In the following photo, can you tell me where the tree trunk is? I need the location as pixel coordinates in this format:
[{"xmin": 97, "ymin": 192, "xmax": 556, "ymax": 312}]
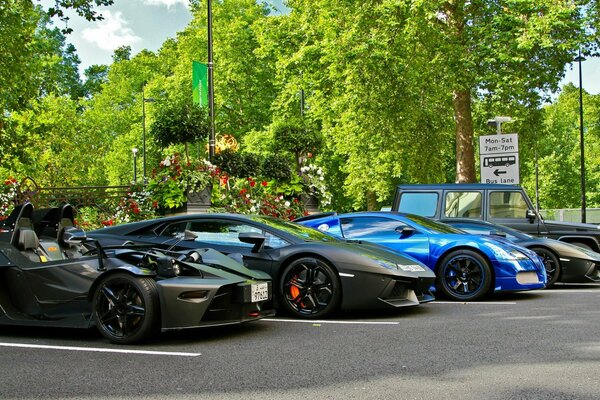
[
  {"xmin": 453, "ymin": 89, "xmax": 476, "ymax": 183},
  {"xmin": 366, "ymin": 190, "xmax": 378, "ymax": 211}
]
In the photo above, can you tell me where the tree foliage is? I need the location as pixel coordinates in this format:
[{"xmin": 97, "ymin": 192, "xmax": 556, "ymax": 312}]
[{"xmin": 1, "ymin": 0, "xmax": 600, "ymax": 213}]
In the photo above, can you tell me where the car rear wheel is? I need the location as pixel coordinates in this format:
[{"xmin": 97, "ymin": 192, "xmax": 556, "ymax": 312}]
[
  {"xmin": 93, "ymin": 273, "xmax": 160, "ymax": 344},
  {"xmin": 280, "ymin": 257, "xmax": 341, "ymax": 319},
  {"xmin": 531, "ymin": 247, "xmax": 560, "ymax": 287},
  {"xmin": 437, "ymin": 250, "xmax": 492, "ymax": 301}
]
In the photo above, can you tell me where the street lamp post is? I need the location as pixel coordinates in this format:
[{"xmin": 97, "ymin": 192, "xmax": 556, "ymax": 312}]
[
  {"xmin": 132, "ymin": 148, "xmax": 138, "ymax": 183},
  {"xmin": 141, "ymin": 86, "xmax": 155, "ymax": 184},
  {"xmin": 207, "ymin": 0, "xmax": 215, "ymax": 161},
  {"xmin": 575, "ymin": 50, "xmax": 586, "ymax": 223},
  {"xmin": 486, "ymin": 116, "xmax": 513, "ymax": 134}
]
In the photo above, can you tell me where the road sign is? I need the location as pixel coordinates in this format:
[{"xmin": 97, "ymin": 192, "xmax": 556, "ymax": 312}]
[{"xmin": 479, "ymin": 133, "xmax": 519, "ymax": 184}]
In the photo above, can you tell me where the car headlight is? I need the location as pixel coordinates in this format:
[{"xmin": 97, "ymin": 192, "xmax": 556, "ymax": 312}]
[
  {"xmin": 375, "ymin": 260, "xmax": 426, "ymax": 272},
  {"xmin": 486, "ymin": 243, "xmax": 529, "ymax": 260},
  {"xmin": 508, "ymin": 249, "xmax": 529, "ymax": 260},
  {"xmin": 397, "ymin": 264, "xmax": 426, "ymax": 272}
]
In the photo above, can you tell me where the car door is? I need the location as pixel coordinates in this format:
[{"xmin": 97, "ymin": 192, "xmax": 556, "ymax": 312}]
[
  {"xmin": 2, "ymin": 252, "xmax": 99, "ymax": 323},
  {"xmin": 155, "ymin": 218, "xmax": 277, "ymax": 276},
  {"xmin": 487, "ymin": 190, "xmax": 543, "ymax": 235},
  {"xmin": 338, "ymin": 216, "xmax": 431, "ymax": 265}
]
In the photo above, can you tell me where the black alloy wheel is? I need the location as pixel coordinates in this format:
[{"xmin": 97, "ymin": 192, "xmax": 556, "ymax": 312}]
[
  {"xmin": 280, "ymin": 257, "xmax": 341, "ymax": 319},
  {"xmin": 437, "ymin": 250, "xmax": 492, "ymax": 301},
  {"xmin": 531, "ymin": 247, "xmax": 560, "ymax": 287},
  {"xmin": 93, "ymin": 273, "xmax": 160, "ymax": 344}
]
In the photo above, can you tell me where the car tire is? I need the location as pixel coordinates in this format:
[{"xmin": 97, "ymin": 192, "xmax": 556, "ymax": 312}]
[
  {"xmin": 437, "ymin": 250, "xmax": 492, "ymax": 301},
  {"xmin": 280, "ymin": 257, "xmax": 341, "ymax": 319},
  {"xmin": 530, "ymin": 247, "xmax": 560, "ymax": 287},
  {"xmin": 93, "ymin": 273, "xmax": 160, "ymax": 344}
]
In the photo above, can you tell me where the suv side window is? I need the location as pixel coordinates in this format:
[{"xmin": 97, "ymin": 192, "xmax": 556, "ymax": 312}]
[
  {"xmin": 398, "ymin": 193, "xmax": 438, "ymax": 217},
  {"xmin": 444, "ymin": 191, "xmax": 482, "ymax": 218},
  {"xmin": 489, "ymin": 191, "xmax": 528, "ymax": 218}
]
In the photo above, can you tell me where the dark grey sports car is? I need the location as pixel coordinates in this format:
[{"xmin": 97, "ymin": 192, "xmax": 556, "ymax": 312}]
[
  {"xmin": 88, "ymin": 213, "xmax": 436, "ymax": 319},
  {"xmin": 441, "ymin": 218, "xmax": 600, "ymax": 286},
  {"xmin": 0, "ymin": 204, "xmax": 274, "ymax": 344}
]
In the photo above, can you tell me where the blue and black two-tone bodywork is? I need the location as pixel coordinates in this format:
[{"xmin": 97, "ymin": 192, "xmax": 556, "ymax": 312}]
[
  {"xmin": 296, "ymin": 211, "xmax": 547, "ymax": 301},
  {"xmin": 0, "ymin": 204, "xmax": 274, "ymax": 344}
]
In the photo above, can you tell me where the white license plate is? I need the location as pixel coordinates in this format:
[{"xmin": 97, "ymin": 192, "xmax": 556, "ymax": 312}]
[{"xmin": 251, "ymin": 282, "xmax": 269, "ymax": 302}]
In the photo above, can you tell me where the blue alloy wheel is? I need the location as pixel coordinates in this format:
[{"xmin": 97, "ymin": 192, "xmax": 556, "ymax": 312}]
[
  {"xmin": 281, "ymin": 257, "xmax": 341, "ymax": 319},
  {"xmin": 438, "ymin": 250, "xmax": 492, "ymax": 301}
]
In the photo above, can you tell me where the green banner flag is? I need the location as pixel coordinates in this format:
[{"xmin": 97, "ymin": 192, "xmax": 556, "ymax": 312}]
[{"xmin": 192, "ymin": 61, "xmax": 208, "ymax": 107}]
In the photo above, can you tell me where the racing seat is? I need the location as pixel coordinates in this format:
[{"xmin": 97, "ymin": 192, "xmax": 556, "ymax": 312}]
[{"xmin": 16, "ymin": 227, "xmax": 48, "ymax": 262}]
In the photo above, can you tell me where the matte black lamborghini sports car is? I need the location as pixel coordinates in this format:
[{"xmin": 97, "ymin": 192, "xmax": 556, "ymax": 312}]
[
  {"xmin": 88, "ymin": 214, "xmax": 436, "ymax": 319},
  {"xmin": 0, "ymin": 204, "xmax": 274, "ymax": 344}
]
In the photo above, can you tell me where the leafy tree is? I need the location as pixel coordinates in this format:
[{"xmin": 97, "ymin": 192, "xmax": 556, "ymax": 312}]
[
  {"xmin": 112, "ymin": 45, "xmax": 132, "ymax": 62},
  {"xmin": 399, "ymin": 0, "xmax": 595, "ymax": 182},
  {"xmin": 272, "ymin": 118, "xmax": 322, "ymax": 173},
  {"xmin": 0, "ymin": 1, "xmax": 40, "ymax": 114},
  {"xmin": 150, "ymin": 97, "xmax": 210, "ymax": 163},
  {"xmin": 82, "ymin": 64, "xmax": 109, "ymax": 98}
]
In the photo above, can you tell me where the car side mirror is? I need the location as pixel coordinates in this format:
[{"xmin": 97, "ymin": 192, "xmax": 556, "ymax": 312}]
[
  {"xmin": 62, "ymin": 227, "xmax": 87, "ymax": 245},
  {"xmin": 239, "ymin": 232, "xmax": 266, "ymax": 253},
  {"xmin": 526, "ymin": 209, "xmax": 536, "ymax": 223},
  {"xmin": 395, "ymin": 226, "xmax": 415, "ymax": 237}
]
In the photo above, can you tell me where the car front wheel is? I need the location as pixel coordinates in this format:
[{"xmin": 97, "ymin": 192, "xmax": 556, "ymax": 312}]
[
  {"xmin": 280, "ymin": 257, "xmax": 341, "ymax": 319},
  {"xmin": 93, "ymin": 273, "xmax": 160, "ymax": 344},
  {"xmin": 531, "ymin": 247, "xmax": 560, "ymax": 287},
  {"xmin": 437, "ymin": 250, "xmax": 492, "ymax": 301}
]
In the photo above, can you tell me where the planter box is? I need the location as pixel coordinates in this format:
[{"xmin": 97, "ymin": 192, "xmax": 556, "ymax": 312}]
[{"xmin": 187, "ymin": 185, "xmax": 212, "ymax": 214}]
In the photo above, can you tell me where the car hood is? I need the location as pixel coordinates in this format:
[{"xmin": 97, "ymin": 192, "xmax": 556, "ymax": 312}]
[
  {"xmin": 518, "ymin": 237, "xmax": 600, "ymax": 261},
  {"xmin": 543, "ymin": 220, "xmax": 600, "ymax": 233},
  {"xmin": 307, "ymin": 239, "xmax": 436, "ymax": 278}
]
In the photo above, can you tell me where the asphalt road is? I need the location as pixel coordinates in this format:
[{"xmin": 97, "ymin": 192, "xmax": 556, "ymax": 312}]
[{"xmin": 1, "ymin": 284, "xmax": 599, "ymax": 400}]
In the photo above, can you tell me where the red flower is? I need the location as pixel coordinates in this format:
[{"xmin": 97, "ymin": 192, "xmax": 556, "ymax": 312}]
[
  {"xmin": 250, "ymin": 180, "xmax": 256, "ymax": 187},
  {"xmin": 261, "ymin": 181, "xmax": 268, "ymax": 187},
  {"xmin": 239, "ymin": 188, "xmax": 248, "ymax": 195}
]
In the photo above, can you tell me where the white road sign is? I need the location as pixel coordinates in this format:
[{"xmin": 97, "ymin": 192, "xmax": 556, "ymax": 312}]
[{"xmin": 479, "ymin": 133, "xmax": 520, "ymax": 184}]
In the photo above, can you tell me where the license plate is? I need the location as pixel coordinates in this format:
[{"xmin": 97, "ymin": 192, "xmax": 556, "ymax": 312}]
[{"xmin": 251, "ymin": 282, "xmax": 269, "ymax": 302}]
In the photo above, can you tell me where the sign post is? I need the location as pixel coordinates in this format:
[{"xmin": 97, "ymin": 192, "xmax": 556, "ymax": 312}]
[{"xmin": 479, "ymin": 133, "xmax": 520, "ymax": 184}]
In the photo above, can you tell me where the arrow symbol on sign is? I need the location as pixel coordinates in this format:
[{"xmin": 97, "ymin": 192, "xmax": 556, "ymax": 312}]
[{"xmin": 494, "ymin": 169, "xmax": 507, "ymax": 176}]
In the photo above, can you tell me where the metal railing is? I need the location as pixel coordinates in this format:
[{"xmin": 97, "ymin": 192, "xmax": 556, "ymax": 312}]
[
  {"xmin": 16, "ymin": 177, "xmax": 131, "ymax": 213},
  {"xmin": 540, "ymin": 208, "xmax": 600, "ymax": 224}
]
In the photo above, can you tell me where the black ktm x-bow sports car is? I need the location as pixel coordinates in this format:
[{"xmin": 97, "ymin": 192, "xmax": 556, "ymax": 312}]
[
  {"xmin": 88, "ymin": 213, "xmax": 436, "ymax": 319},
  {"xmin": 0, "ymin": 204, "xmax": 274, "ymax": 344}
]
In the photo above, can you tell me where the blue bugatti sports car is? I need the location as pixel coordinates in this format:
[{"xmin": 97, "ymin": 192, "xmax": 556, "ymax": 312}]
[{"xmin": 296, "ymin": 212, "xmax": 547, "ymax": 301}]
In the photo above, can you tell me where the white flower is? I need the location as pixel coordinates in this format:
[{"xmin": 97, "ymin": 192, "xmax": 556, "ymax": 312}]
[
  {"xmin": 285, "ymin": 201, "xmax": 291, "ymax": 207},
  {"xmin": 246, "ymin": 194, "xmax": 250, "ymax": 198},
  {"xmin": 250, "ymin": 206, "xmax": 256, "ymax": 212}
]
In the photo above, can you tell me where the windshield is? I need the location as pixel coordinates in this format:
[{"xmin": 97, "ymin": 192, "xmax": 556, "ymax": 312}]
[
  {"xmin": 404, "ymin": 214, "xmax": 465, "ymax": 234},
  {"xmin": 250, "ymin": 216, "xmax": 337, "ymax": 242}
]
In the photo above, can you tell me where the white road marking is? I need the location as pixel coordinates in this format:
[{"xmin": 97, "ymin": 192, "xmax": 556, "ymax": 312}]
[
  {"xmin": 542, "ymin": 289, "xmax": 599, "ymax": 293},
  {"xmin": 432, "ymin": 301, "xmax": 517, "ymax": 305},
  {"xmin": 261, "ymin": 318, "xmax": 399, "ymax": 325},
  {"xmin": 0, "ymin": 342, "xmax": 200, "ymax": 357}
]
